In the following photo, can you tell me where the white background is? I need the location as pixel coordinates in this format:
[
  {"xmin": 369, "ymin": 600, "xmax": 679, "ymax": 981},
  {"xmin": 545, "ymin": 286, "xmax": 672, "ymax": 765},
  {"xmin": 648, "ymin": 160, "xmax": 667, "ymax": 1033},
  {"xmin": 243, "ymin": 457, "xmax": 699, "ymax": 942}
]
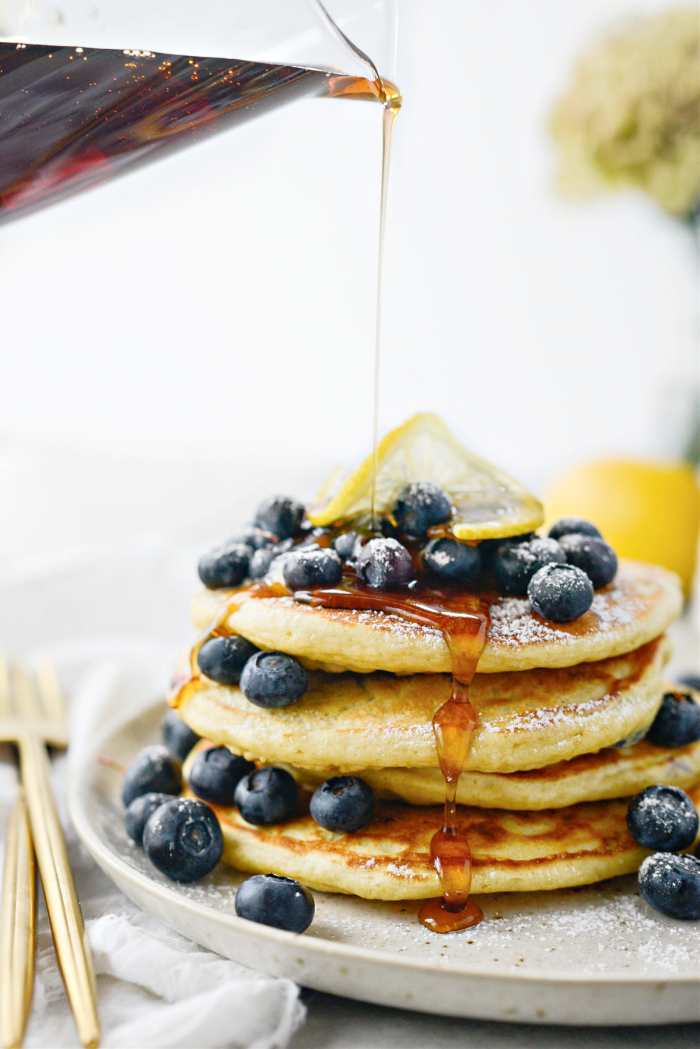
[{"xmin": 1, "ymin": 0, "xmax": 697, "ymax": 565}]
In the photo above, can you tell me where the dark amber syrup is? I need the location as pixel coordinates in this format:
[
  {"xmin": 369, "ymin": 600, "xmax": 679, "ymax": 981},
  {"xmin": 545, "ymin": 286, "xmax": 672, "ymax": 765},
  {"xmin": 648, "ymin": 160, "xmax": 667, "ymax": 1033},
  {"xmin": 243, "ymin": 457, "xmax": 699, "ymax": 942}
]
[
  {"xmin": 0, "ymin": 42, "xmax": 399, "ymax": 223},
  {"xmin": 294, "ymin": 571, "xmax": 491, "ymax": 931}
]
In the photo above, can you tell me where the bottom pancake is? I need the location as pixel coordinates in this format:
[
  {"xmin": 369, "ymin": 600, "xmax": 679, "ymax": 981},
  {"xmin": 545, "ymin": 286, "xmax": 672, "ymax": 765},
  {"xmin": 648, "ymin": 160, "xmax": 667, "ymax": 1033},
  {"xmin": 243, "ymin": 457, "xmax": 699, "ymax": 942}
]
[{"xmin": 183, "ymin": 779, "xmax": 700, "ymax": 901}]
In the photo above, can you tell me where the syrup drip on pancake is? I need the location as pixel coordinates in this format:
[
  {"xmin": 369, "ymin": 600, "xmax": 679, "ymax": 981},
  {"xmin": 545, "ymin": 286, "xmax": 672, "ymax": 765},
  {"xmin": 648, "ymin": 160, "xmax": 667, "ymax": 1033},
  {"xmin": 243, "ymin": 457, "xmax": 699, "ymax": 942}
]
[
  {"xmin": 293, "ymin": 575, "xmax": 491, "ymax": 931},
  {"xmin": 169, "ymin": 582, "xmax": 286, "ymax": 704}
]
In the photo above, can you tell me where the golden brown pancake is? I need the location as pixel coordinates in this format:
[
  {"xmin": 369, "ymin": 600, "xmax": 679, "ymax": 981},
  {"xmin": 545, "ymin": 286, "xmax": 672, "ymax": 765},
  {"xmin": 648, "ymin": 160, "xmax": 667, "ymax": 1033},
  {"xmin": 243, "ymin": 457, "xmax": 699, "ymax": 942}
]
[
  {"xmin": 176, "ymin": 636, "xmax": 669, "ymax": 773},
  {"xmin": 182, "ymin": 780, "xmax": 700, "ymax": 900},
  {"xmin": 294, "ymin": 723, "xmax": 700, "ymax": 809},
  {"xmin": 190, "ymin": 560, "xmax": 681, "ymax": 675}
]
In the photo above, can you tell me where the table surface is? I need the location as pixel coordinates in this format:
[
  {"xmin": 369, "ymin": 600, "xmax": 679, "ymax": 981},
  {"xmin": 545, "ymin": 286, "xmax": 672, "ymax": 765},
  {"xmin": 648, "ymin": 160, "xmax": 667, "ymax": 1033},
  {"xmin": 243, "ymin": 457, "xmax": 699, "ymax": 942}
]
[{"xmin": 292, "ymin": 991, "xmax": 700, "ymax": 1048}]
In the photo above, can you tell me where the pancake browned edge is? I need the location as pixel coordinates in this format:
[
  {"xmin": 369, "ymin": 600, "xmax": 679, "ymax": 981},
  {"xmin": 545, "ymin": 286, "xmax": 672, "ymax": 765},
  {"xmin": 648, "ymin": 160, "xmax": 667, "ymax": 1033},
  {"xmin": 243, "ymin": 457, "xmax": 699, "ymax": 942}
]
[
  {"xmin": 182, "ymin": 779, "xmax": 700, "ymax": 900},
  {"xmin": 190, "ymin": 560, "xmax": 682, "ymax": 674},
  {"xmin": 175, "ymin": 635, "xmax": 670, "ymax": 773}
]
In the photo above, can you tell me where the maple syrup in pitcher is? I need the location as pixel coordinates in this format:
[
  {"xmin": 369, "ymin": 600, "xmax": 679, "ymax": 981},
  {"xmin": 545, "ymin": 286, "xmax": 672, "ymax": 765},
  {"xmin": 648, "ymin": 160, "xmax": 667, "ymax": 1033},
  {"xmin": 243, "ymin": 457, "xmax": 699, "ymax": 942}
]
[{"xmin": 0, "ymin": 42, "xmax": 399, "ymax": 222}]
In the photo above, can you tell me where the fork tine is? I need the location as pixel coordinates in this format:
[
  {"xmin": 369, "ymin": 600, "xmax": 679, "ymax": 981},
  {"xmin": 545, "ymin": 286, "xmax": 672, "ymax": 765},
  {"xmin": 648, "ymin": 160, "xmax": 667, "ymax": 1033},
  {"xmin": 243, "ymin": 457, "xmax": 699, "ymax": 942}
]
[
  {"xmin": 10, "ymin": 664, "xmax": 42, "ymax": 721},
  {"xmin": 35, "ymin": 656, "xmax": 66, "ymax": 725},
  {"xmin": 0, "ymin": 651, "xmax": 10, "ymax": 719}
]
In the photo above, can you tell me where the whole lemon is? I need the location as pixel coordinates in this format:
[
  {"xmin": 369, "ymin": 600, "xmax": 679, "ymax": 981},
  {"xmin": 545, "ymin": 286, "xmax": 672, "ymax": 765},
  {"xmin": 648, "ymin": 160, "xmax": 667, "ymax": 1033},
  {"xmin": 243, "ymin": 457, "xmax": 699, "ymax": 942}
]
[{"xmin": 546, "ymin": 460, "xmax": 700, "ymax": 595}]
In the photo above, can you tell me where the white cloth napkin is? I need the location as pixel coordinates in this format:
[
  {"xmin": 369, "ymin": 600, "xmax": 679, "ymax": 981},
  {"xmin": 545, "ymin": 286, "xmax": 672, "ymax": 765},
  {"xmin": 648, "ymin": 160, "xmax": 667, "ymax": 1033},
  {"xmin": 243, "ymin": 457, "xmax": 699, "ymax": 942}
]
[{"xmin": 0, "ymin": 538, "xmax": 306, "ymax": 1049}]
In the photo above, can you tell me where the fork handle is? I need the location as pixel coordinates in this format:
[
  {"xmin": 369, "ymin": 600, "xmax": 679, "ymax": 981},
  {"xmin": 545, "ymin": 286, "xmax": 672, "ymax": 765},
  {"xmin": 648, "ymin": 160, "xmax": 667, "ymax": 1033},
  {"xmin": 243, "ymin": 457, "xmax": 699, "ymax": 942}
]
[
  {"xmin": 18, "ymin": 735, "xmax": 100, "ymax": 1049},
  {"xmin": 0, "ymin": 788, "xmax": 35, "ymax": 1049}
]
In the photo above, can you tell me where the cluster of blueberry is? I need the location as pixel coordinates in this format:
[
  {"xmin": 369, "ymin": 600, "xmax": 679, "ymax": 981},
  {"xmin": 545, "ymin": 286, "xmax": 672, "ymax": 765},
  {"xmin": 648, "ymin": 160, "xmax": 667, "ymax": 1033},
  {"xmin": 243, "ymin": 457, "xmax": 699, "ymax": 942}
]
[
  {"xmin": 197, "ymin": 487, "xmax": 618, "ymax": 627},
  {"xmin": 188, "ymin": 744, "xmax": 375, "ymax": 834},
  {"xmin": 623, "ymin": 683, "xmax": 700, "ymax": 920},
  {"xmin": 120, "ymin": 710, "xmax": 379, "ymax": 933},
  {"xmin": 627, "ymin": 783, "xmax": 700, "ymax": 920}
]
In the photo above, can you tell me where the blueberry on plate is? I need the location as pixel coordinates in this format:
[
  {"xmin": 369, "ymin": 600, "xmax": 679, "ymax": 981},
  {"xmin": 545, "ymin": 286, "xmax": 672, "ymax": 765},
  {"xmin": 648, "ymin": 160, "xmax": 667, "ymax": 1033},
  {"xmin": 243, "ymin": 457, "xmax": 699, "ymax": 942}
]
[
  {"xmin": 235, "ymin": 874, "xmax": 315, "ymax": 932},
  {"xmin": 626, "ymin": 785, "xmax": 699, "ymax": 852},
  {"xmin": 254, "ymin": 496, "xmax": 305, "ymax": 541},
  {"xmin": 198, "ymin": 543, "xmax": 250, "ymax": 590},
  {"xmin": 355, "ymin": 537, "xmax": 415, "ymax": 589},
  {"xmin": 234, "ymin": 766, "xmax": 298, "ymax": 825},
  {"xmin": 646, "ymin": 692, "xmax": 700, "ymax": 748},
  {"xmin": 197, "ymin": 635, "xmax": 259, "ymax": 686},
  {"xmin": 548, "ymin": 517, "xmax": 602, "ymax": 541},
  {"xmin": 143, "ymin": 797, "xmax": 223, "ymax": 883},
  {"xmin": 527, "ymin": 563, "xmax": 594, "ymax": 623},
  {"xmin": 240, "ymin": 652, "xmax": 308, "ymax": 708},
  {"xmin": 558, "ymin": 533, "xmax": 617, "ymax": 590},
  {"xmin": 310, "ymin": 776, "xmax": 375, "ymax": 833},
  {"xmin": 422, "ymin": 537, "xmax": 482, "ymax": 584},
  {"xmin": 125, "ymin": 792, "xmax": 172, "ymax": 846},
  {"xmin": 493, "ymin": 536, "xmax": 566, "ymax": 597},
  {"xmin": 392, "ymin": 481, "xmax": 452, "ymax": 538},
  {"xmin": 638, "ymin": 853, "xmax": 700, "ymax": 921},
  {"xmin": 161, "ymin": 709, "xmax": 200, "ymax": 762},
  {"xmin": 283, "ymin": 547, "xmax": 342, "ymax": 589},
  {"xmin": 122, "ymin": 745, "xmax": 182, "ymax": 808},
  {"xmin": 249, "ymin": 540, "xmax": 292, "ymax": 580},
  {"xmin": 676, "ymin": 673, "xmax": 700, "ymax": 692},
  {"xmin": 188, "ymin": 746, "xmax": 255, "ymax": 806}
]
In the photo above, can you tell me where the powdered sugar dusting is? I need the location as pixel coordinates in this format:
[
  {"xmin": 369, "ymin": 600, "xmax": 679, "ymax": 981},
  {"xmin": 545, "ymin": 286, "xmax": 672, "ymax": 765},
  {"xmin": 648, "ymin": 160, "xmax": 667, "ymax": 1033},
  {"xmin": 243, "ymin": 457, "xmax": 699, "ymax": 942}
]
[
  {"xmin": 488, "ymin": 598, "xmax": 571, "ymax": 646},
  {"xmin": 488, "ymin": 578, "xmax": 642, "ymax": 648}
]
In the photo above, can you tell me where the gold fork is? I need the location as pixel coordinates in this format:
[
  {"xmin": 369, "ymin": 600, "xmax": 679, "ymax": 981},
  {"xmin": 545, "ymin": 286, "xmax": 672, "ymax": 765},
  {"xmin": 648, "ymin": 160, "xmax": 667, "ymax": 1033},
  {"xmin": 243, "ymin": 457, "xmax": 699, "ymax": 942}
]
[{"xmin": 0, "ymin": 655, "xmax": 100, "ymax": 1049}]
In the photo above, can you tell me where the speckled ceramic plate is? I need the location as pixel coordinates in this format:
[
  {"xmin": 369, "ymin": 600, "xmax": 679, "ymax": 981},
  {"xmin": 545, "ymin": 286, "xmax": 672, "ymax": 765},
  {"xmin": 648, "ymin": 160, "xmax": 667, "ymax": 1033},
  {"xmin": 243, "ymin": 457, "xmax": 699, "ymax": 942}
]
[{"xmin": 68, "ymin": 701, "xmax": 700, "ymax": 1026}]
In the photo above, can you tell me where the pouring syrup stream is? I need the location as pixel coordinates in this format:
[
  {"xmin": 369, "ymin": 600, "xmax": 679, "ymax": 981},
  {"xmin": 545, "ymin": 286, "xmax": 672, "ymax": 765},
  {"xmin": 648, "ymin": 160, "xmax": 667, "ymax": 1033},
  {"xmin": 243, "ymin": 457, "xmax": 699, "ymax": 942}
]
[{"xmin": 170, "ymin": 69, "xmax": 488, "ymax": 931}]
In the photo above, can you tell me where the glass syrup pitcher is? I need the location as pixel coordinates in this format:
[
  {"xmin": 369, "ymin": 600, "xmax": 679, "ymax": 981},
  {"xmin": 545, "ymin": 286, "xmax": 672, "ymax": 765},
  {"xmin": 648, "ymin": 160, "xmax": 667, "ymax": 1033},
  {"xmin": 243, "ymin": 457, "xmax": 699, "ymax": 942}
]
[{"xmin": 0, "ymin": 0, "xmax": 399, "ymax": 223}]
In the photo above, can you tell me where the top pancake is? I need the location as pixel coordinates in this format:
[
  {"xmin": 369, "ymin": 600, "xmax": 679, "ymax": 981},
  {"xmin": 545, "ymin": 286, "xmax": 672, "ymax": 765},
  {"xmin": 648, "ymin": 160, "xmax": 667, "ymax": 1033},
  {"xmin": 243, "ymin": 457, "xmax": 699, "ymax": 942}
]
[{"xmin": 191, "ymin": 560, "xmax": 681, "ymax": 674}]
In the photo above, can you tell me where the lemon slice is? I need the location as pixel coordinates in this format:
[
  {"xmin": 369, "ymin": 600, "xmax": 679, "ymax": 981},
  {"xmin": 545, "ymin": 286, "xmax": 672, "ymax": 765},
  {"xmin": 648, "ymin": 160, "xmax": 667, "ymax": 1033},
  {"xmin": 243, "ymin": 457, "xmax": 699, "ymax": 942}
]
[{"xmin": 308, "ymin": 413, "xmax": 544, "ymax": 540}]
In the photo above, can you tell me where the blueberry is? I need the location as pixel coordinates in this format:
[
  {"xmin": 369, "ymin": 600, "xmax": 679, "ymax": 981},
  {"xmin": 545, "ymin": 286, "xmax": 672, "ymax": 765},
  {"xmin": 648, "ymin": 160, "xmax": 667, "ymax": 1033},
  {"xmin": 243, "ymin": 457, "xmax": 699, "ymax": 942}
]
[
  {"xmin": 125, "ymin": 792, "xmax": 171, "ymax": 846},
  {"xmin": 638, "ymin": 853, "xmax": 700, "ymax": 921},
  {"xmin": 235, "ymin": 874, "xmax": 315, "ymax": 932},
  {"xmin": 611, "ymin": 726, "xmax": 649, "ymax": 749},
  {"xmin": 198, "ymin": 543, "xmax": 250, "ymax": 590},
  {"xmin": 240, "ymin": 652, "xmax": 308, "ymax": 708},
  {"xmin": 392, "ymin": 481, "xmax": 452, "ymax": 538},
  {"xmin": 422, "ymin": 537, "xmax": 482, "ymax": 584},
  {"xmin": 122, "ymin": 745, "xmax": 182, "ymax": 808},
  {"xmin": 559, "ymin": 534, "xmax": 617, "ymax": 589},
  {"xmin": 478, "ymin": 532, "xmax": 535, "ymax": 568},
  {"xmin": 197, "ymin": 635, "xmax": 259, "ymax": 685},
  {"xmin": 143, "ymin": 797, "xmax": 223, "ymax": 883},
  {"xmin": 161, "ymin": 709, "xmax": 199, "ymax": 762},
  {"xmin": 646, "ymin": 692, "xmax": 700, "ymax": 748},
  {"xmin": 355, "ymin": 537, "xmax": 415, "ymax": 588},
  {"xmin": 234, "ymin": 766, "xmax": 298, "ymax": 825},
  {"xmin": 188, "ymin": 746, "xmax": 255, "ymax": 806},
  {"xmin": 549, "ymin": 517, "xmax": 602, "ymax": 541},
  {"xmin": 493, "ymin": 536, "xmax": 566, "ymax": 597},
  {"xmin": 283, "ymin": 547, "xmax": 342, "ymax": 589},
  {"xmin": 309, "ymin": 776, "xmax": 375, "ymax": 833},
  {"xmin": 626, "ymin": 785, "xmax": 699, "ymax": 852},
  {"xmin": 677, "ymin": 673, "xmax": 700, "ymax": 692},
  {"xmin": 228, "ymin": 525, "xmax": 273, "ymax": 551},
  {"xmin": 254, "ymin": 496, "xmax": 304, "ymax": 540},
  {"xmin": 249, "ymin": 540, "xmax": 292, "ymax": 580},
  {"xmin": 527, "ymin": 563, "xmax": 594, "ymax": 622},
  {"xmin": 333, "ymin": 530, "xmax": 358, "ymax": 560},
  {"xmin": 333, "ymin": 515, "xmax": 395, "ymax": 562}
]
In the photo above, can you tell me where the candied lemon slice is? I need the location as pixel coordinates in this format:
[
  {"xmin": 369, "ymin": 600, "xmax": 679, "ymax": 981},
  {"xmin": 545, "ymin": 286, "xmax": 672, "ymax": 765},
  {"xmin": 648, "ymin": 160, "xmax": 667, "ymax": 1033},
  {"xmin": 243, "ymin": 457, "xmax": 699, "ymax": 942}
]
[{"xmin": 308, "ymin": 413, "xmax": 544, "ymax": 540}]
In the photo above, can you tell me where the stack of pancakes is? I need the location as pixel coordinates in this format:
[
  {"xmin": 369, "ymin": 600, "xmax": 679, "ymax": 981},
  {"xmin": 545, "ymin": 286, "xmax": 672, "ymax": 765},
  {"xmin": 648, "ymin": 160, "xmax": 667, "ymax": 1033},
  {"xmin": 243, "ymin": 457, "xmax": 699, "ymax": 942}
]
[{"xmin": 173, "ymin": 559, "xmax": 700, "ymax": 900}]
